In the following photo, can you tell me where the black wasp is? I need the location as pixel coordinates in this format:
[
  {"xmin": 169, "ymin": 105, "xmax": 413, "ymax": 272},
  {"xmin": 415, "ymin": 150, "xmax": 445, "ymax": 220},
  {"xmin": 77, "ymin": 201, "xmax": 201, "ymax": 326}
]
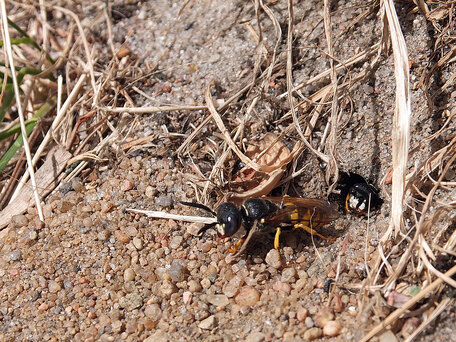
[
  {"xmin": 337, "ymin": 172, "xmax": 382, "ymax": 215},
  {"xmin": 181, "ymin": 197, "xmax": 339, "ymax": 253}
]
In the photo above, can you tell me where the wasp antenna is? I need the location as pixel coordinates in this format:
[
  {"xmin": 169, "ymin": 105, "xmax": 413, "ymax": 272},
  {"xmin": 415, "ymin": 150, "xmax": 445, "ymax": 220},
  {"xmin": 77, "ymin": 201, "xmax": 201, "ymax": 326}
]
[
  {"xmin": 198, "ymin": 223, "xmax": 216, "ymax": 235},
  {"xmin": 180, "ymin": 201, "xmax": 216, "ymax": 216}
]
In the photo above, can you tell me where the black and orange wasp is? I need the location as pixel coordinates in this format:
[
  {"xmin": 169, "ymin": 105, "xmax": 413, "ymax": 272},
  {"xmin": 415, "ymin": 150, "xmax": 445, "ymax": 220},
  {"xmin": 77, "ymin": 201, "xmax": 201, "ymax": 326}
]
[{"xmin": 181, "ymin": 196, "xmax": 339, "ymax": 254}]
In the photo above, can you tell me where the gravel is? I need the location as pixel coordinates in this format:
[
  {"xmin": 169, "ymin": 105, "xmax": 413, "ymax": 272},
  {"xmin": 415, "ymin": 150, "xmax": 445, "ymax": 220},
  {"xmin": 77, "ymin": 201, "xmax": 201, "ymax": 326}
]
[{"xmin": 1, "ymin": 0, "xmax": 454, "ymax": 341}]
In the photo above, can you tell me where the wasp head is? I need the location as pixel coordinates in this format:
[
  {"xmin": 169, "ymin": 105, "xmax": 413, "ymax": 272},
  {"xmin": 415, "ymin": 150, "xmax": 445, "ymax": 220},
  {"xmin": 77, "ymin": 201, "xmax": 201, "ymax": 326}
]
[{"xmin": 215, "ymin": 202, "xmax": 242, "ymax": 237}]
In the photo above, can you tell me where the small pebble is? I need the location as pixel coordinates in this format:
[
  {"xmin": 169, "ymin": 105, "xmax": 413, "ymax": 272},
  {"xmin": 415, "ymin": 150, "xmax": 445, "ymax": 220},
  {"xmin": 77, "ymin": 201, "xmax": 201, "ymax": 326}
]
[
  {"xmin": 387, "ymin": 290, "xmax": 411, "ymax": 308},
  {"xmin": 155, "ymin": 267, "xmax": 171, "ymax": 281},
  {"xmin": 155, "ymin": 196, "xmax": 172, "ymax": 208},
  {"xmin": 11, "ymin": 214, "xmax": 28, "ymax": 228},
  {"xmin": 206, "ymin": 294, "xmax": 229, "ymax": 308},
  {"xmin": 8, "ymin": 250, "xmax": 22, "ymax": 261},
  {"xmin": 144, "ymin": 304, "xmax": 162, "ymax": 320},
  {"xmin": 132, "ymin": 237, "xmax": 143, "ymax": 250},
  {"xmin": 119, "ymin": 293, "xmax": 143, "ymax": 310},
  {"xmin": 125, "ymin": 225, "xmax": 138, "ymax": 237},
  {"xmin": 303, "ymin": 327, "xmax": 322, "ymax": 340},
  {"xmin": 296, "ymin": 254, "xmax": 307, "ymax": 263},
  {"xmin": 169, "ymin": 236, "xmax": 183, "ymax": 249},
  {"xmin": 48, "ymin": 280, "xmax": 61, "ymax": 293},
  {"xmin": 183, "ymin": 291, "xmax": 192, "ymax": 304},
  {"xmin": 281, "ymin": 267, "xmax": 296, "ymax": 282},
  {"xmin": 246, "ymin": 332, "xmax": 265, "ymax": 342},
  {"xmin": 33, "ymin": 217, "xmax": 45, "ymax": 230},
  {"xmin": 305, "ymin": 316, "xmax": 314, "ymax": 328},
  {"xmin": 97, "ymin": 230, "xmax": 109, "ymax": 241},
  {"xmin": 116, "ymin": 47, "xmax": 131, "ymax": 58},
  {"xmin": 234, "ymin": 286, "xmax": 260, "ymax": 306},
  {"xmin": 145, "ymin": 186, "xmax": 157, "ymax": 198},
  {"xmin": 111, "ymin": 320, "xmax": 123, "ymax": 333},
  {"xmin": 379, "ymin": 330, "xmax": 399, "ymax": 342},
  {"xmin": 160, "ymin": 280, "xmax": 177, "ymax": 297},
  {"xmin": 71, "ymin": 178, "xmax": 85, "ymax": 192},
  {"xmin": 119, "ymin": 158, "xmax": 130, "ymax": 170},
  {"xmin": 297, "ymin": 307, "xmax": 308, "ymax": 322},
  {"xmin": 273, "ymin": 281, "xmax": 291, "ymax": 294},
  {"xmin": 29, "ymin": 230, "xmax": 38, "ymax": 240},
  {"xmin": 124, "ymin": 268, "xmax": 136, "ymax": 282},
  {"xmin": 323, "ymin": 320, "xmax": 342, "ymax": 337},
  {"xmin": 223, "ymin": 283, "xmax": 239, "ymax": 298},
  {"xmin": 314, "ymin": 308, "xmax": 334, "ymax": 328},
  {"xmin": 265, "ymin": 249, "xmax": 281, "ymax": 269},
  {"xmin": 186, "ymin": 223, "xmax": 201, "ymax": 236},
  {"xmin": 201, "ymin": 241, "xmax": 213, "ymax": 253},
  {"xmin": 38, "ymin": 303, "xmax": 49, "ymax": 311},
  {"xmin": 201, "ymin": 278, "xmax": 211, "ymax": 289},
  {"xmin": 283, "ymin": 332, "xmax": 295, "ymax": 342},
  {"xmin": 168, "ymin": 260, "xmax": 186, "ymax": 282},
  {"xmin": 145, "ymin": 319, "xmax": 158, "ymax": 330},
  {"xmin": 88, "ymin": 311, "xmax": 97, "ymax": 319},
  {"xmin": 114, "ymin": 230, "xmax": 130, "ymax": 243},
  {"xmin": 144, "ymin": 330, "xmax": 168, "ymax": 342},
  {"xmin": 401, "ymin": 317, "xmax": 421, "ymax": 339},
  {"xmin": 100, "ymin": 201, "xmax": 113, "ymax": 213},
  {"xmin": 198, "ymin": 315, "xmax": 216, "ymax": 330},
  {"xmin": 188, "ymin": 279, "xmax": 202, "ymax": 293},
  {"xmin": 161, "ymin": 84, "xmax": 172, "ymax": 93}
]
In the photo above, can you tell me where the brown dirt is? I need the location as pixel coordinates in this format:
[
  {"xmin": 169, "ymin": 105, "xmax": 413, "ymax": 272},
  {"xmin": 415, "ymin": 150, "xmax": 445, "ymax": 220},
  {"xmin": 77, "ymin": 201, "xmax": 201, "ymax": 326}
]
[{"xmin": 1, "ymin": 1, "xmax": 456, "ymax": 341}]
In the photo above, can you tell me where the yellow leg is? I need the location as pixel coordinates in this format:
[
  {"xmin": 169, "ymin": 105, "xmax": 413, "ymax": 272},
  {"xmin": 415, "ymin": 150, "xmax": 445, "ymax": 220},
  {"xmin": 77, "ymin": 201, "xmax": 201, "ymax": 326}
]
[
  {"xmin": 274, "ymin": 227, "xmax": 281, "ymax": 249},
  {"xmin": 228, "ymin": 238, "xmax": 245, "ymax": 253},
  {"xmin": 293, "ymin": 223, "xmax": 336, "ymax": 241}
]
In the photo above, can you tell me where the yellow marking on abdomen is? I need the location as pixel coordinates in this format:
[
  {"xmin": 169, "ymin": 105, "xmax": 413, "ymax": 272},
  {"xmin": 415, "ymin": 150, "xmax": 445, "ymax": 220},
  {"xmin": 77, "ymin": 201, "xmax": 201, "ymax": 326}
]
[{"xmin": 290, "ymin": 209, "xmax": 299, "ymax": 221}]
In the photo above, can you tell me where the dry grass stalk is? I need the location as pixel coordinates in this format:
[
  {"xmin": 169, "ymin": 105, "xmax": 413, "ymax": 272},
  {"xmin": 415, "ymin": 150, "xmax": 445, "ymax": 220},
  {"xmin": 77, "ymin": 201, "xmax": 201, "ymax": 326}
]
[
  {"xmin": 10, "ymin": 74, "xmax": 87, "ymax": 201},
  {"xmin": 1, "ymin": 0, "xmax": 43, "ymax": 221},
  {"xmin": 286, "ymin": 0, "xmax": 329, "ymax": 166},
  {"xmin": 174, "ymin": 75, "xmax": 272, "ymax": 157},
  {"xmin": 205, "ymin": 81, "xmax": 265, "ymax": 172},
  {"xmin": 54, "ymin": 6, "xmax": 97, "ymax": 100},
  {"xmin": 2, "ymin": 2, "xmax": 455, "ymax": 339},
  {"xmin": 322, "ymin": 0, "xmax": 339, "ymax": 190},
  {"xmin": 126, "ymin": 208, "xmax": 217, "ymax": 226},
  {"xmin": 404, "ymin": 297, "xmax": 453, "ymax": 342},
  {"xmin": 380, "ymin": 0, "xmax": 411, "ymax": 241},
  {"xmin": 258, "ymin": 0, "xmax": 282, "ymax": 91},
  {"xmin": 0, "ymin": 147, "xmax": 71, "ymax": 229},
  {"xmin": 277, "ymin": 43, "xmax": 381, "ymax": 99},
  {"xmin": 361, "ymin": 264, "xmax": 456, "ymax": 342},
  {"xmin": 105, "ymin": 105, "xmax": 208, "ymax": 114}
]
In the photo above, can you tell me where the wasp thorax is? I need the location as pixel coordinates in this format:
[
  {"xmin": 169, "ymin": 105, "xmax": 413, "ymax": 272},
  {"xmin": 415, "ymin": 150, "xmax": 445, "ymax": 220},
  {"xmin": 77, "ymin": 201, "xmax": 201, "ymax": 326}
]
[
  {"xmin": 241, "ymin": 198, "xmax": 278, "ymax": 226},
  {"xmin": 216, "ymin": 202, "xmax": 241, "ymax": 237}
]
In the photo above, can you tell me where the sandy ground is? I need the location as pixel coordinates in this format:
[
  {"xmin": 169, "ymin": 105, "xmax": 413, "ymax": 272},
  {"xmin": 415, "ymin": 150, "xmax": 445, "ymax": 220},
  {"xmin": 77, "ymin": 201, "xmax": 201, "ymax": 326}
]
[{"xmin": 1, "ymin": 1, "xmax": 456, "ymax": 341}]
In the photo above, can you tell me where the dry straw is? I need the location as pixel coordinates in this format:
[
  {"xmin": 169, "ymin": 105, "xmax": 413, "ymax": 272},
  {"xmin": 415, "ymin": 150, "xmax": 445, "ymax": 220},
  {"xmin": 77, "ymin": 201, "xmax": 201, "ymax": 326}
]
[
  {"xmin": 1, "ymin": 1, "xmax": 455, "ymax": 340},
  {"xmin": 0, "ymin": 0, "xmax": 43, "ymax": 221}
]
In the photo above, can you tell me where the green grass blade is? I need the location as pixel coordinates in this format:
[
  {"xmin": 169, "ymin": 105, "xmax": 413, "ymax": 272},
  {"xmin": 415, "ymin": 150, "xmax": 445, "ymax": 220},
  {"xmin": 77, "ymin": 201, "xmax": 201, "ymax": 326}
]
[
  {"xmin": 0, "ymin": 67, "xmax": 43, "ymax": 123},
  {"xmin": 7, "ymin": 18, "xmax": 55, "ymax": 64},
  {"xmin": 0, "ymin": 96, "xmax": 56, "ymax": 140},
  {"xmin": 0, "ymin": 37, "xmax": 36, "ymax": 47},
  {"xmin": 0, "ymin": 120, "xmax": 36, "ymax": 174},
  {"xmin": 0, "ymin": 97, "xmax": 56, "ymax": 173}
]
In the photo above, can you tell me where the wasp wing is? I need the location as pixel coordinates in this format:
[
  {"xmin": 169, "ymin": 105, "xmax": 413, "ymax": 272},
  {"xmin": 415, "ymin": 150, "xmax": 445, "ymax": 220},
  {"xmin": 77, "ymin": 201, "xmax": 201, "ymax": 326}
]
[{"xmin": 260, "ymin": 197, "xmax": 339, "ymax": 227}]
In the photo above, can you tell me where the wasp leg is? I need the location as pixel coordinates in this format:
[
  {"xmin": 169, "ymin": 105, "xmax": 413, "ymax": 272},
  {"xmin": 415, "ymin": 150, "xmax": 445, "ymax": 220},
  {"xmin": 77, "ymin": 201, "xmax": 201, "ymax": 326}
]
[
  {"xmin": 232, "ymin": 221, "xmax": 258, "ymax": 257},
  {"xmin": 228, "ymin": 238, "xmax": 246, "ymax": 253},
  {"xmin": 293, "ymin": 223, "xmax": 336, "ymax": 241},
  {"xmin": 274, "ymin": 227, "xmax": 281, "ymax": 249}
]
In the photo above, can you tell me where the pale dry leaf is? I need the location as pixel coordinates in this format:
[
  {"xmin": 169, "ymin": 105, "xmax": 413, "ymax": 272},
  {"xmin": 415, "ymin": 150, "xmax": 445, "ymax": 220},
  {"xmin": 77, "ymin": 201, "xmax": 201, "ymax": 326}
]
[{"xmin": 228, "ymin": 133, "xmax": 302, "ymax": 201}]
